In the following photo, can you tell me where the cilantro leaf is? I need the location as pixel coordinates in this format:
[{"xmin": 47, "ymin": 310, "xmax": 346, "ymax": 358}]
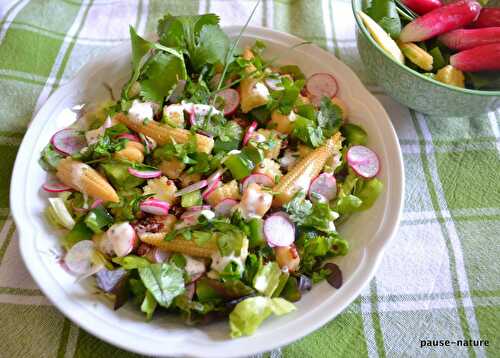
[
  {"xmin": 191, "ymin": 25, "xmax": 229, "ymax": 71},
  {"xmin": 316, "ymin": 96, "xmax": 343, "ymax": 138},
  {"xmin": 292, "ymin": 116, "xmax": 324, "ymax": 148},
  {"xmin": 140, "ymin": 52, "xmax": 187, "ymax": 102}
]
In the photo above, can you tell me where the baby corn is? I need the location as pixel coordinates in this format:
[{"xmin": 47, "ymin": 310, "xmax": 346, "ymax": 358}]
[
  {"xmin": 272, "ymin": 132, "xmax": 342, "ymax": 207},
  {"xmin": 139, "ymin": 233, "xmax": 217, "ymax": 258},
  {"xmin": 114, "ymin": 113, "xmax": 214, "ymax": 154},
  {"xmin": 56, "ymin": 157, "xmax": 119, "ymax": 203}
]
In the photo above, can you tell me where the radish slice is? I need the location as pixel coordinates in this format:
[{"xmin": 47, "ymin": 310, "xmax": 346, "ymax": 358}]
[
  {"xmin": 264, "ymin": 212, "xmax": 295, "ymax": 247},
  {"xmin": 116, "ymin": 133, "xmax": 140, "ymax": 142},
  {"xmin": 139, "ymin": 198, "xmax": 170, "ymax": 216},
  {"xmin": 107, "ymin": 222, "xmax": 137, "ymax": 257},
  {"xmin": 175, "ymin": 180, "xmax": 208, "ymax": 197},
  {"xmin": 264, "ymin": 77, "xmax": 284, "ymax": 91},
  {"xmin": 51, "ymin": 128, "xmax": 87, "ymax": 155},
  {"xmin": 145, "ymin": 247, "xmax": 170, "ymax": 263},
  {"xmin": 202, "ymin": 174, "xmax": 222, "ymax": 200},
  {"xmin": 346, "ymin": 145, "xmax": 380, "ymax": 179},
  {"xmin": 42, "ymin": 181, "xmax": 72, "ymax": 193},
  {"xmin": 185, "ymin": 205, "xmax": 211, "ymax": 212},
  {"xmin": 214, "ymin": 199, "xmax": 238, "ymax": 217},
  {"xmin": 127, "ymin": 167, "xmax": 162, "ymax": 179},
  {"xmin": 306, "ymin": 73, "xmax": 338, "ymax": 102},
  {"xmin": 217, "ymin": 88, "xmax": 240, "ymax": 116},
  {"xmin": 309, "ymin": 173, "xmax": 337, "ymax": 201},
  {"xmin": 242, "ymin": 121, "xmax": 258, "ymax": 146},
  {"xmin": 64, "ymin": 240, "xmax": 97, "ymax": 275},
  {"xmin": 241, "ymin": 173, "xmax": 274, "ymax": 190},
  {"xmin": 90, "ymin": 199, "xmax": 103, "ymax": 209}
]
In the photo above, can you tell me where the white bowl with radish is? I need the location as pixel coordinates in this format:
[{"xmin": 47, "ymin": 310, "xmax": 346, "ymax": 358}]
[{"xmin": 10, "ymin": 26, "xmax": 404, "ymax": 357}]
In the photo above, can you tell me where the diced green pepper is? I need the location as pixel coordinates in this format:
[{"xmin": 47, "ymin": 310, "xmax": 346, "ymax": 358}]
[
  {"xmin": 341, "ymin": 123, "xmax": 368, "ymax": 146},
  {"xmin": 224, "ymin": 154, "xmax": 254, "ymax": 180},
  {"xmin": 100, "ymin": 161, "xmax": 144, "ymax": 189},
  {"xmin": 248, "ymin": 218, "xmax": 265, "ymax": 248},
  {"xmin": 241, "ymin": 145, "xmax": 264, "ymax": 165},
  {"xmin": 181, "ymin": 190, "xmax": 202, "ymax": 208},
  {"xmin": 84, "ymin": 206, "xmax": 113, "ymax": 233},
  {"xmin": 63, "ymin": 219, "xmax": 94, "ymax": 249},
  {"xmin": 280, "ymin": 276, "xmax": 301, "ymax": 302}
]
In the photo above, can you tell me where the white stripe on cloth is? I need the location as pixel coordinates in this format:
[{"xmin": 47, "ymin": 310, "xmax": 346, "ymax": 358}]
[
  {"xmin": 360, "ymin": 288, "xmax": 380, "ymax": 358},
  {"xmin": 0, "ymin": 218, "xmax": 13, "ymax": 248},
  {"xmin": 2, "ymin": 21, "xmax": 127, "ymax": 45},
  {"xmin": 33, "ymin": 1, "xmax": 92, "ymax": 114},
  {"xmin": 321, "ymin": 0, "xmax": 334, "ymax": 52},
  {"xmin": 488, "ymin": 110, "xmax": 500, "ymax": 156},
  {"xmin": 400, "ymin": 141, "xmax": 498, "ymax": 154},
  {"xmin": 136, "ymin": 0, "xmax": 149, "ymax": 36},
  {"xmin": 366, "ymin": 296, "xmax": 500, "ymax": 313},
  {"xmin": 202, "ymin": 0, "xmax": 264, "ymax": 27},
  {"xmin": 0, "ymin": 0, "xmax": 31, "ymax": 45},
  {"xmin": 402, "ymin": 208, "xmax": 500, "ymax": 222},
  {"xmin": 0, "ymin": 68, "xmax": 57, "ymax": 86},
  {"xmin": 263, "ymin": 0, "xmax": 274, "ymax": 28},
  {"xmin": 416, "ymin": 112, "xmax": 486, "ymax": 358},
  {"xmin": 63, "ymin": 323, "xmax": 80, "ymax": 358}
]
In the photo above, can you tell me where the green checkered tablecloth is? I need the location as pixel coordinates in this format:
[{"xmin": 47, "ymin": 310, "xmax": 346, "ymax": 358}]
[{"xmin": 0, "ymin": 0, "xmax": 499, "ymax": 357}]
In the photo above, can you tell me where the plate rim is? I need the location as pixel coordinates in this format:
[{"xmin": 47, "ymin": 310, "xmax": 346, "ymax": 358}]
[{"xmin": 10, "ymin": 25, "xmax": 404, "ymax": 358}]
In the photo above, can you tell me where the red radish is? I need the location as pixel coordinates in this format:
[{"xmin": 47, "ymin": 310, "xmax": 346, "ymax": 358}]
[
  {"xmin": 241, "ymin": 173, "xmax": 274, "ymax": 190},
  {"xmin": 64, "ymin": 240, "xmax": 98, "ymax": 275},
  {"xmin": 401, "ymin": 0, "xmax": 442, "ymax": 15},
  {"xmin": 51, "ymin": 128, "xmax": 87, "ymax": 155},
  {"xmin": 107, "ymin": 222, "xmax": 137, "ymax": 257},
  {"xmin": 347, "ymin": 145, "xmax": 380, "ymax": 179},
  {"xmin": 90, "ymin": 199, "xmax": 103, "ymax": 209},
  {"xmin": 214, "ymin": 198, "xmax": 238, "ymax": 217},
  {"xmin": 471, "ymin": 8, "xmax": 500, "ymax": 28},
  {"xmin": 145, "ymin": 247, "xmax": 170, "ymax": 263},
  {"xmin": 216, "ymin": 88, "xmax": 240, "ymax": 116},
  {"xmin": 264, "ymin": 77, "xmax": 284, "ymax": 91},
  {"xmin": 264, "ymin": 212, "xmax": 295, "ymax": 248},
  {"xmin": 116, "ymin": 133, "xmax": 140, "ymax": 142},
  {"xmin": 450, "ymin": 43, "xmax": 500, "ymax": 72},
  {"xmin": 242, "ymin": 121, "xmax": 258, "ymax": 146},
  {"xmin": 308, "ymin": 173, "xmax": 337, "ymax": 201},
  {"xmin": 175, "ymin": 180, "xmax": 208, "ymax": 197},
  {"xmin": 399, "ymin": 0, "xmax": 481, "ymax": 43},
  {"xmin": 137, "ymin": 243, "xmax": 152, "ymax": 256},
  {"xmin": 202, "ymin": 173, "xmax": 222, "ymax": 200},
  {"xmin": 438, "ymin": 27, "xmax": 500, "ymax": 50},
  {"xmin": 140, "ymin": 134, "xmax": 156, "ymax": 153},
  {"xmin": 139, "ymin": 198, "xmax": 170, "ymax": 216},
  {"xmin": 306, "ymin": 73, "xmax": 338, "ymax": 105},
  {"xmin": 184, "ymin": 205, "xmax": 211, "ymax": 213},
  {"xmin": 127, "ymin": 167, "xmax": 162, "ymax": 179},
  {"xmin": 42, "ymin": 181, "xmax": 72, "ymax": 193}
]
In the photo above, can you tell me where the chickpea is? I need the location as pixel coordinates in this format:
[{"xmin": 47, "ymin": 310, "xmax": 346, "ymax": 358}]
[{"xmin": 274, "ymin": 245, "xmax": 300, "ymax": 272}]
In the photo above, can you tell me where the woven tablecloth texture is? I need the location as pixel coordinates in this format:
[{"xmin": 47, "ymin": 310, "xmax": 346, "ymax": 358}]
[{"xmin": 0, "ymin": 0, "xmax": 499, "ymax": 357}]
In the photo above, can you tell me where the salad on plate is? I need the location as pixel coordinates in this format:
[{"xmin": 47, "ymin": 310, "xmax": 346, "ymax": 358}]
[{"xmin": 39, "ymin": 12, "xmax": 383, "ymax": 338}]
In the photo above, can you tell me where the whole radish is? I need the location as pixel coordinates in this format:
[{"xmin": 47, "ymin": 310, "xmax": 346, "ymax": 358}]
[
  {"xmin": 438, "ymin": 28, "xmax": 500, "ymax": 50},
  {"xmin": 471, "ymin": 8, "xmax": 500, "ymax": 28},
  {"xmin": 399, "ymin": 0, "xmax": 481, "ymax": 43},
  {"xmin": 402, "ymin": 0, "xmax": 442, "ymax": 15},
  {"xmin": 450, "ymin": 43, "xmax": 500, "ymax": 72}
]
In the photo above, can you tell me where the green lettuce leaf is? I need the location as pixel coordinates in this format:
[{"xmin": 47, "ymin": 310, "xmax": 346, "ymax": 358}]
[
  {"xmin": 253, "ymin": 261, "xmax": 282, "ymax": 296},
  {"xmin": 112, "ymin": 255, "xmax": 151, "ymax": 270},
  {"xmin": 138, "ymin": 263, "xmax": 185, "ymax": 308},
  {"xmin": 229, "ymin": 297, "xmax": 296, "ymax": 338},
  {"xmin": 141, "ymin": 290, "xmax": 157, "ymax": 320}
]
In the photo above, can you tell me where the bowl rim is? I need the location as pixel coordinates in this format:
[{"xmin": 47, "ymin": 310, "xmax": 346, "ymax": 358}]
[
  {"xmin": 351, "ymin": 0, "xmax": 500, "ymax": 96},
  {"xmin": 10, "ymin": 25, "xmax": 405, "ymax": 357}
]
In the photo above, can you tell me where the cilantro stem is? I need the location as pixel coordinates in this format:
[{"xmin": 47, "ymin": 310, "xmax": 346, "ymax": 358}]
[{"xmin": 216, "ymin": 0, "xmax": 262, "ymax": 92}]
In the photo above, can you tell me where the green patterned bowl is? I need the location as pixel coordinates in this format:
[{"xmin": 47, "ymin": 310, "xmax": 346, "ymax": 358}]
[{"xmin": 352, "ymin": 0, "xmax": 500, "ymax": 117}]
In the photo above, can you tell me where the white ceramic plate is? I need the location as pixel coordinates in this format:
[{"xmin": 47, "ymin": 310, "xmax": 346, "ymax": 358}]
[{"xmin": 10, "ymin": 26, "xmax": 404, "ymax": 357}]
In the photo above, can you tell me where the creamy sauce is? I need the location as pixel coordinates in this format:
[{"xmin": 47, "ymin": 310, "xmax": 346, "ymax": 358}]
[
  {"xmin": 183, "ymin": 255, "xmax": 206, "ymax": 277},
  {"xmin": 107, "ymin": 222, "xmax": 135, "ymax": 257},
  {"xmin": 210, "ymin": 238, "xmax": 249, "ymax": 274},
  {"xmin": 70, "ymin": 162, "xmax": 88, "ymax": 191},
  {"xmin": 253, "ymin": 82, "xmax": 270, "ymax": 99},
  {"xmin": 236, "ymin": 184, "xmax": 272, "ymax": 219}
]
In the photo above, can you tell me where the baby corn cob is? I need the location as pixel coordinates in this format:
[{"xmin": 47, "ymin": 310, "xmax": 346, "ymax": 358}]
[
  {"xmin": 113, "ymin": 141, "xmax": 145, "ymax": 163},
  {"xmin": 240, "ymin": 48, "xmax": 270, "ymax": 113},
  {"xmin": 56, "ymin": 157, "xmax": 119, "ymax": 203},
  {"xmin": 139, "ymin": 233, "xmax": 217, "ymax": 258},
  {"xmin": 114, "ymin": 113, "xmax": 214, "ymax": 154},
  {"xmin": 272, "ymin": 132, "xmax": 342, "ymax": 207}
]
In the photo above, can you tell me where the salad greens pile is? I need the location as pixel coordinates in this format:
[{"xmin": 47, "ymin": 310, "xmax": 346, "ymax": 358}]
[{"xmin": 39, "ymin": 11, "xmax": 383, "ymax": 338}]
